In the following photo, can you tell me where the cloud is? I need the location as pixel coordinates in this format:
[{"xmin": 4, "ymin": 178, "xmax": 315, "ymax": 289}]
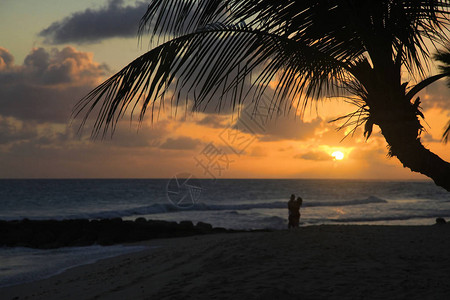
[
  {"xmin": 0, "ymin": 115, "xmax": 178, "ymax": 178},
  {"xmin": 235, "ymin": 105, "xmax": 322, "ymax": 141},
  {"xmin": 0, "ymin": 47, "xmax": 198, "ymax": 178},
  {"xmin": 0, "ymin": 47, "xmax": 108, "ymax": 123},
  {"xmin": 295, "ymin": 151, "xmax": 332, "ymax": 161},
  {"xmin": 25, "ymin": 47, "xmax": 108, "ymax": 85},
  {"xmin": 40, "ymin": 0, "xmax": 148, "ymax": 44},
  {"xmin": 422, "ymin": 132, "xmax": 442, "ymax": 143},
  {"xmin": 197, "ymin": 115, "xmax": 229, "ymax": 128},
  {"xmin": 0, "ymin": 48, "xmax": 14, "ymax": 70},
  {"xmin": 261, "ymin": 117, "xmax": 322, "ymax": 141},
  {"xmin": 160, "ymin": 136, "xmax": 201, "ymax": 150},
  {"xmin": 0, "ymin": 117, "xmax": 37, "ymax": 145},
  {"xmin": 420, "ymin": 80, "xmax": 450, "ymax": 110},
  {"xmin": 100, "ymin": 120, "xmax": 170, "ymax": 148},
  {"xmin": 249, "ymin": 146, "xmax": 267, "ymax": 157}
]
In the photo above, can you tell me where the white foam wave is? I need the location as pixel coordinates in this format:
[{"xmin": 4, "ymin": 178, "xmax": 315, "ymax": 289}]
[{"xmin": 0, "ymin": 196, "xmax": 389, "ymax": 221}]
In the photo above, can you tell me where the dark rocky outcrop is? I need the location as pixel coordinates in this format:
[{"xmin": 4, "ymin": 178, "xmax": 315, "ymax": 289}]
[
  {"xmin": 435, "ymin": 217, "xmax": 447, "ymax": 225},
  {"xmin": 195, "ymin": 221, "xmax": 213, "ymax": 233},
  {"xmin": 0, "ymin": 218, "xmax": 261, "ymax": 249}
]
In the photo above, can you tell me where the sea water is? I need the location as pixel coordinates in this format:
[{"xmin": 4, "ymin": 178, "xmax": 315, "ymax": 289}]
[
  {"xmin": 1, "ymin": 179, "xmax": 449, "ymax": 227},
  {"xmin": 0, "ymin": 179, "xmax": 449, "ymax": 287}
]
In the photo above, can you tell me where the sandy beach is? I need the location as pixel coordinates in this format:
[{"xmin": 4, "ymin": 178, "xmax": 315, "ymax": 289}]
[{"xmin": 1, "ymin": 225, "xmax": 450, "ymax": 299}]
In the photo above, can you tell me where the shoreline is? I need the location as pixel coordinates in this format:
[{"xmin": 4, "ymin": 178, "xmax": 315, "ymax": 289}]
[
  {"xmin": 1, "ymin": 224, "xmax": 450, "ymax": 299},
  {"xmin": 0, "ymin": 243, "xmax": 150, "ymax": 289}
]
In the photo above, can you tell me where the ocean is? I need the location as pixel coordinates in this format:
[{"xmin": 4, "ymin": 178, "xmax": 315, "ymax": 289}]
[{"xmin": 1, "ymin": 178, "xmax": 449, "ymax": 287}]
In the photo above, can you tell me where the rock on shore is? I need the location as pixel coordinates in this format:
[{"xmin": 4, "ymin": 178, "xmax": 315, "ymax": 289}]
[{"xmin": 0, "ymin": 218, "xmax": 243, "ymax": 249}]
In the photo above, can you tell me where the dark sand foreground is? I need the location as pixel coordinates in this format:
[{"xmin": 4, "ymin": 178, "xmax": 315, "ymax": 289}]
[{"xmin": 1, "ymin": 225, "xmax": 450, "ymax": 299}]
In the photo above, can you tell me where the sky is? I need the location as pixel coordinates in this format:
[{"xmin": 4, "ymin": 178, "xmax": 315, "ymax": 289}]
[{"xmin": 0, "ymin": 0, "xmax": 449, "ymax": 179}]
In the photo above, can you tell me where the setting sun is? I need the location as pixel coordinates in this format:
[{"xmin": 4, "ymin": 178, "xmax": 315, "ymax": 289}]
[{"xmin": 332, "ymin": 151, "xmax": 345, "ymax": 160}]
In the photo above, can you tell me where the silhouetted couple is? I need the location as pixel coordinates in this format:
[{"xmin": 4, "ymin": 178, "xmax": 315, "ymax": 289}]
[{"xmin": 288, "ymin": 194, "xmax": 303, "ymax": 229}]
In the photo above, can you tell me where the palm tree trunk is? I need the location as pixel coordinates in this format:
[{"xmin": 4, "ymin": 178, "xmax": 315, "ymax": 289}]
[
  {"xmin": 356, "ymin": 62, "xmax": 450, "ymax": 191},
  {"xmin": 376, "ymin": 113, "xmax": 450, "ymax": 191}
]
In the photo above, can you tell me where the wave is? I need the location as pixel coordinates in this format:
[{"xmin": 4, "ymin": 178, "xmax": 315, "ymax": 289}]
[
  {"xmin": 0, "ymin": 196, "xmax": 388, "ymax": 221},
  {"xmin": 305, "ymin": 196, "xmax": 388, "ymax": 207},
  {"xmin": 327, "ymin": 210, "xmax": 450, "ymax": 223}
]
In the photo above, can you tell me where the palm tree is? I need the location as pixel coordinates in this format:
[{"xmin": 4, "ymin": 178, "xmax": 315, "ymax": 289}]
[{"xmin": 74, "ymin": 0, "xmax": 450, "ymax": 191}]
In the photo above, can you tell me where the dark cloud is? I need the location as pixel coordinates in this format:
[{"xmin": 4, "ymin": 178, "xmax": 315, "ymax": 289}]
[
  {"xmin": 40, "ymin": 0, "xmax": 148, "ymax": 44},
  {"xmin": 260, "ymin": 117, "xmax": 322, "ymax": 141},
  {"xmin": 0, "ymin": 47, "xmax": 108, "ymax": 123},
  {"xmin": 419, "ymin": 80, "xmax": 450, "ymax": 111},
  {"xmin": 235, "ymin": 104, "xmax": 322, "ymax": 141},
  {"xmin": 0, "ymin": 115, "xmax": 176, "ymax": 178},
  {"xmin": 0, "ymin": 47, "xmax": 184, "ymax": 179},
  {"xmin": 0, "ymin": 117, "xmax": 37, "ymax": 145},
  {"xmin": 160, "ymin": 136, "xmax": 201, "ymax": 150},
  {"xmin": 101, "ymin": 120, "xmax": 170, "ymax": 148},
  {"xmin": 422, "ymin": 132, "xmax": 442, "ymax": 143},
  {"xmin": 0, "ymin": 47, "xmax": 14, "ymax": 70},
  {"xmin": 295, "ymin": 151, "xmax": 332, "ymax": 161}
]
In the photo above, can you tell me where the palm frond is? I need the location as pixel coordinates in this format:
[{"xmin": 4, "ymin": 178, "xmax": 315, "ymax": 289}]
[
  {"xmin": 74, "ymin": 23, "xmax": 347, "ymax": 138},
  {"xmin": 138, "ymin": 0, "xmax": 230, "ymax": 44},
  {"xmin": 329, "ymin": 80, "xmax": 371, "ymax": 141},
  {"xmin": 329, "ymin": 104, "xmax": 371, "ymax": 142},
  {"xmin": 76, "ymin": 0, "xmax": 450, "ymax": 137},
  {"xmin": 435, "ymin": 48, "xmax": 450, "ymax": 86},
  {"xmin": 138, "ymin": 0, "xmax": 450, "ymax": 86},
  {"xmin": 444, "ymin": 120, "xmax": 450, "ymax": 143},
  {"xmin": 405, "ymin": 72, "xmax": 450, "ymax": 102}
]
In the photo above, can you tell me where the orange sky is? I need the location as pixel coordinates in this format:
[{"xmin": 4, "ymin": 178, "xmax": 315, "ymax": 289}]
[{"xmin": 0, "ymin": 0, "xmax": 449, "ymax": 179}]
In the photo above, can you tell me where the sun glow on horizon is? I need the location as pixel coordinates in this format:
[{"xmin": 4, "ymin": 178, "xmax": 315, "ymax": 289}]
[{"xmin": 331, "ymin": 151, "xmax": 345, "ymax": 160}]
